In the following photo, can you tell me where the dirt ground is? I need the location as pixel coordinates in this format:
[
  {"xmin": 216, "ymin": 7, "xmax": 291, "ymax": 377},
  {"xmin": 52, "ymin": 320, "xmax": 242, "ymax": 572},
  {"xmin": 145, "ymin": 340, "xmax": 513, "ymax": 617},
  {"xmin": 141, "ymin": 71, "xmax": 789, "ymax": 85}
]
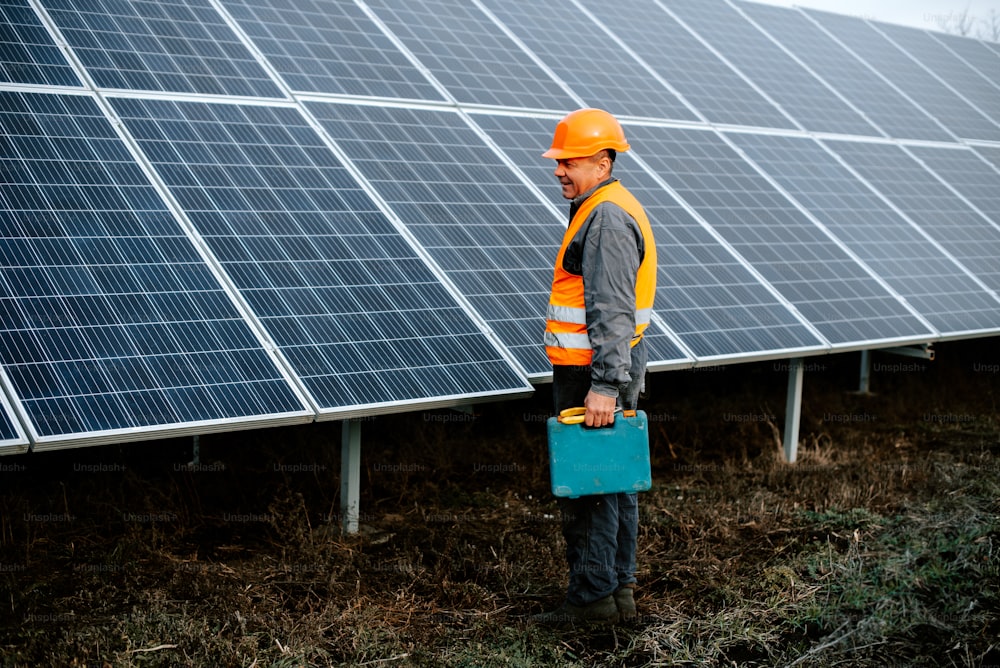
[{"xmin": 1, "ymin": 339, "xmax": 998, "ymax": 667}]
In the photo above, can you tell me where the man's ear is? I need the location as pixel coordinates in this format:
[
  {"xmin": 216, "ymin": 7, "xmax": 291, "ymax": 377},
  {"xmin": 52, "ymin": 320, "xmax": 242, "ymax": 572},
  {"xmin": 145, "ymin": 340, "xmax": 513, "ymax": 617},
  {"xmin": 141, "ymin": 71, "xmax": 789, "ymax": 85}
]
[{"xmin": 596, "ymin": 152, "xmax": 613, "ymax": 177}]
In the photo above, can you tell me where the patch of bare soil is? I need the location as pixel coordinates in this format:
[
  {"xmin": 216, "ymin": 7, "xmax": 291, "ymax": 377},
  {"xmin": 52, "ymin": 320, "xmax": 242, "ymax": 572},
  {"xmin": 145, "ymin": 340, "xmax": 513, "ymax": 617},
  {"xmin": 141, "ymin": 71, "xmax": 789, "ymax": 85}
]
[{"xmin": 1, "ymin": 339, "xmax": 998, "ymax": 667}]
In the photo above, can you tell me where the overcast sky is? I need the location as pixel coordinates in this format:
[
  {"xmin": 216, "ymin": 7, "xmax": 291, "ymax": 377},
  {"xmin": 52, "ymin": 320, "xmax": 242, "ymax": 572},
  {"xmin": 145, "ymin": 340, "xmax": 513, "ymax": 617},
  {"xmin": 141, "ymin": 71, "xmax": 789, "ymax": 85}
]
[{"xmin": 747, "ymin": 0, "xmax": 1000, "ymax": 36}]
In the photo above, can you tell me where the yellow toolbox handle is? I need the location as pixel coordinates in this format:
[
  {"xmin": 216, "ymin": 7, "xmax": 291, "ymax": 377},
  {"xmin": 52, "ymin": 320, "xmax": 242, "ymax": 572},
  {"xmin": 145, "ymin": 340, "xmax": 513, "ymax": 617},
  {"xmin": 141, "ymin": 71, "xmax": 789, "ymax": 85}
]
[{"xmin": 557, "ymin": 407, "xmax": 636, "ymax": 425}]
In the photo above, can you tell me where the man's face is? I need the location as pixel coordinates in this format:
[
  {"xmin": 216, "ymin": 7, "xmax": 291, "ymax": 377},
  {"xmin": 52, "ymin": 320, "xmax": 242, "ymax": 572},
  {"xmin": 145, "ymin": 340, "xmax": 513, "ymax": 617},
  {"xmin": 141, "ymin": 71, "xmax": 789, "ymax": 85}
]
[{"xmin": 553, "ymin": 153, "xmax": 608, "ymax": 200}]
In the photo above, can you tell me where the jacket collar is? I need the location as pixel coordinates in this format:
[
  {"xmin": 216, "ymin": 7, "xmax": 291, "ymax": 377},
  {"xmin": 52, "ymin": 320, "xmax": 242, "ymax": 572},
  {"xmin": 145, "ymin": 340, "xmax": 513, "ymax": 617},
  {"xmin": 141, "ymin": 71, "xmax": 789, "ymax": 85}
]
[{"xmin": 569, "ymin": 177, "xmax": 618, "ymax": 219}]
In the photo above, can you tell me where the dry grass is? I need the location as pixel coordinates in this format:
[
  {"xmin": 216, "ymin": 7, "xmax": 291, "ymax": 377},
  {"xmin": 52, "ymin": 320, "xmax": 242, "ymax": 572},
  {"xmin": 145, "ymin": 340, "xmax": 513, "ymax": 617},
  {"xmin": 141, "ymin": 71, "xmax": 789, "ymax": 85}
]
[{"xmin": 1, "ymin": 339, "xmax": 998, "ymax": 667}]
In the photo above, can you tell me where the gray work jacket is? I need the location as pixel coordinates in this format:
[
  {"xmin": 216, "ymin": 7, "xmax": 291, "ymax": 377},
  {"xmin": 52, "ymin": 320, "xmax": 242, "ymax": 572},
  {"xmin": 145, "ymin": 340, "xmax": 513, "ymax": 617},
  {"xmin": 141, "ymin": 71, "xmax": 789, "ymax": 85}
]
[{"xmin": 561, "ymin": 177, "xmax": 646, "ymax": 398}]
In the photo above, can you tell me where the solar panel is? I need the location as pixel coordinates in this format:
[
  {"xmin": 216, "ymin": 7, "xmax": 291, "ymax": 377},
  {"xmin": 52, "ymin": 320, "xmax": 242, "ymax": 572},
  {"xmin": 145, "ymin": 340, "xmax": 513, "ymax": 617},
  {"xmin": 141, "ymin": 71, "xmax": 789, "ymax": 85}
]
[
  {"xmin": 626, "ymin": 125, "xmax": 933, "ymax": 347},
  {"xmin": 111, "ymin": 96, "xmax": 532, "ymax": 412},
  {"xmin": 574, "ymin": 0, "xmax": 792, "ymax": 130},
  {"xmin": 928, "ymin": 31, "xmax": 1000, "ymax": 91},
  {"xmin": 663, "ymin": 0, "xmax": 879, "ymax": 136},
  {"xmin": 478, "ymin": 0, "xmax": 698, "ymax": 122},
  {"xmin": 1, "ymin": 0, "xmax": 80, "ymax": 86},
  {"xmin": 219, "ymin": 0, "xmax": 446, "ymax": 101},
  {"xmin": 872, "ymin": 22, "xmax": 1000, "ymax": 127},
  {"xmin": 737, "ymin": 1, "xmax": 953, "ymax": 142},
  {"xmin": 359, "ymin": 0, "xmax": 578, "ymax": 111},
  {"xmin": 729, "ymin": 132, "xmax": 1000, "ymax": 335},
  {"xmin": 0, "ymin": 90, "xmax": 312, "ymax": 448},
  {"xmin": 40, "ymin": 0, "xmax": 284, "ymax": 97},
  {"xmin": 470, "ymin": 111, "xmax": 823, "ymax": 362},
  {"xmin": 805, "ymin": 9, "xmax": 1000, "ymax": 142},
  {"xmin": 826, "ymin": 139, "xmax": 1000, "ymax": 294}
]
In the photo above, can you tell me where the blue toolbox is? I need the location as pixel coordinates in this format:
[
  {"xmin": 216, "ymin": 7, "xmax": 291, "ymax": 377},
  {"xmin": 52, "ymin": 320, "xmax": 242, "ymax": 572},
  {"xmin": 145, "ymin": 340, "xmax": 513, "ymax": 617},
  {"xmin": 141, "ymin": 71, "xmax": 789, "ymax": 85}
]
[{"xmin": 546, "ymin": 407, "xmax": 652, "ymax": 498}]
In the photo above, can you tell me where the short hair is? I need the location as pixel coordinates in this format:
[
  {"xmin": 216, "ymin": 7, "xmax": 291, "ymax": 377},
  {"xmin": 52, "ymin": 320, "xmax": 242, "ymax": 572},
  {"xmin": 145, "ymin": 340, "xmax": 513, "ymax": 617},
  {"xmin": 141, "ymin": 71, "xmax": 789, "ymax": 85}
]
[{"xmin": 589, "ymin": 149, "xmax": 616, "ymax": 170}]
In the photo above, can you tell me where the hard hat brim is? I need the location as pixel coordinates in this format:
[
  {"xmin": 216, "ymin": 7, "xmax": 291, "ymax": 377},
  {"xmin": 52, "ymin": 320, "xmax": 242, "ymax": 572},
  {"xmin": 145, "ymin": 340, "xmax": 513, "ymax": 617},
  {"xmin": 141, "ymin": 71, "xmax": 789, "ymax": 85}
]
[
  {"xmin": 541, "ymin": 147, "xmax": 577, "ymax": 160},
  {"xmin": 542, "ymin": 142, "xmax": 630, "ymax": 160}
]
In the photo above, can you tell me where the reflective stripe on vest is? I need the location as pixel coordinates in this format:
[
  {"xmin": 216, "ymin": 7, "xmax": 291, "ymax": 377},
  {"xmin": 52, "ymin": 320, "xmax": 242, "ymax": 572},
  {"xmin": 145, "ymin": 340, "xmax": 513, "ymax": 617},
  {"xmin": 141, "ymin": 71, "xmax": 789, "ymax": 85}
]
[{"xmin": 545, "ymin": 181, "xmax": 657, "ymax": 366}]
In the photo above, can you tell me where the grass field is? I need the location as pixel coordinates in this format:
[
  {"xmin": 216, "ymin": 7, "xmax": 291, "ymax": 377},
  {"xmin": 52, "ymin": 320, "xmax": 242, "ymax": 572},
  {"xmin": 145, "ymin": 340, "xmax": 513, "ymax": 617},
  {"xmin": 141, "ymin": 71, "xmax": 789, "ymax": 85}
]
[{"xmin": 1, "ymin": 339, "xmax": 998, "ymax": 667}]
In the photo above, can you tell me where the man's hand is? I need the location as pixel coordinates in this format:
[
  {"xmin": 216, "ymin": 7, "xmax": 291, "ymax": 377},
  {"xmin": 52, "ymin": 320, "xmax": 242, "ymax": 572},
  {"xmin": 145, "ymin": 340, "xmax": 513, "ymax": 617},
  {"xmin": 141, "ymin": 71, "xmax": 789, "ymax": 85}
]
[{"xmin": 584, "ymin": 390, "xmax": 617, "ymax": 427}]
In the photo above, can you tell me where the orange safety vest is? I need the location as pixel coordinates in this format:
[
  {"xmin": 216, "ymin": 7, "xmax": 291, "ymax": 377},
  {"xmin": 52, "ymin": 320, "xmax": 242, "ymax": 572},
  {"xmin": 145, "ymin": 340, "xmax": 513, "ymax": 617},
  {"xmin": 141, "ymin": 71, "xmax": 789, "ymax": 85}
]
[{"xmin": 545, "ymin": 181, "xmax": 656, "ymax": 366}]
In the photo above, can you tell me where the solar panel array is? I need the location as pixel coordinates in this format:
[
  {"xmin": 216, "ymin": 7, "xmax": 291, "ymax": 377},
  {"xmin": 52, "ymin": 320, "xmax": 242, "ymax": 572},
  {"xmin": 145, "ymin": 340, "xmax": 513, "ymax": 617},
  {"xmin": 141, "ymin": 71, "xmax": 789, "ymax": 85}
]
[
  {"xmin": 805, "ymin": 8, "xmax": 1000, "ymax": 142},
  {"xmin": 727, "ymin": 133, "xmax": 1000, "ymax": 335},
  {"xmin": 112, "ymin": 97, "xmax": 530, "ymax": 412},
  {"xmin": 0, "ymin": 90, "xmax": 315, "ymax": 449},
  {"xmin": 2, "ymin": 0, "xmax": 999, "ymax": 452},
  {"xmin": 738, "ymin": 3, "xmax": 952, "ymax": 141}
]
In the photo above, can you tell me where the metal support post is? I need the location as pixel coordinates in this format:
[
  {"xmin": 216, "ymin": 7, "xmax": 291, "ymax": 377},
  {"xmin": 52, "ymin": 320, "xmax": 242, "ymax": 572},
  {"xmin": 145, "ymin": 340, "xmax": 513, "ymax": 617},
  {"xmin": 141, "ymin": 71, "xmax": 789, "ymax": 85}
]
[
  {"xmin": 340, "ymin": 420, "xmax": 361, "ymax": 534},
  {"xmin": 784, "ymin": 358, "xmax": 804, "ymax": 463},
  {"xmin": 858, "ymin": 349, "xmax": 871, "ymax": 394}
]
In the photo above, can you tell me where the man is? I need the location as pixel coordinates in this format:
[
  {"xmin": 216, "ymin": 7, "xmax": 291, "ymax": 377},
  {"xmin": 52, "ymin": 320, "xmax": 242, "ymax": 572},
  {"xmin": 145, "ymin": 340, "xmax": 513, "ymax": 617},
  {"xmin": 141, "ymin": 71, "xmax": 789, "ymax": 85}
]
[{"xmin": 533, "ymin": 108, "xmax": 656, "ymax": 627}]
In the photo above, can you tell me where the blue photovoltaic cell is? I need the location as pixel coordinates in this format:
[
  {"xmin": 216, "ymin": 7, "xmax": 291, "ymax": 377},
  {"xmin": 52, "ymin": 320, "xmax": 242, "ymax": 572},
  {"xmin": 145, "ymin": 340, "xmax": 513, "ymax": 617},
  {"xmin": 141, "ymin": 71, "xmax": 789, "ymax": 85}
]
[
  {"xmin": 929, "ymin": 31, "xmax": 1000, "ymax": 91},
  {"xmin": 907, "ymin": 145, "xmax": 1000, "ymax": 229},
  {"xmin": 873, "ymin": 22, "xmax": 1000, "ymax": 128},
  {"xmin": 0, "ymin": 91, "xmax": 309, "ymax": 442},
  {"xmin": 470, "ymin": 112, "xmax": 822, "ymax": 361},
  {"xmin": 971, "ymin": 145, "xmax": 1000, "ymax": 172},
  {"xmin": 1, "ymin": 0, "xmax": 80, "ymax": 86},
  {"xmin": 806, "ymin": 9, "xmax": 1000, "ymax": 142},
  {"xmin": 111, "ymin": 97, "xmax": 531, "ymax": 409},
  {"xmin": 730, "ymin": 132, "xmax": 1000, "ymax": 335},
  {"xmin": 0, "ymin": 403, "xmax": 18, "ymax": 441},
  {"xmin": 575, "ymin": 0, "xmax": 792, "ymax": 130},
  {"xmin": 478, "ymin": 0, "xmax": 698, "ymax": 122},
  {"xmin": 626, "ymin": 125, "xmax": 932, "ymax": 346},
  {"xmin": 665, "ymin": 0, "xmax": 879, "ymax": 136},
  {"xmin": 220, "ymin": 0, "xmax": 446, "ymax": 101},
  {"xmin": 360, "ymin": 0, "xmax": 578, "ymax": 111},
  {"xmin": 306, "ymin": 102, "xmax": 689, "ymax": 374},
  {"xmin": 738, "ymin": 2, "xmax": 952, "ymax": 142},
  {"xmin": 827, "ymin": 140, "xmax": 1000, "ymax": 293},
  {"xmin": 41, "ymin": 0, "xmax": 284, "ymax": 98}
]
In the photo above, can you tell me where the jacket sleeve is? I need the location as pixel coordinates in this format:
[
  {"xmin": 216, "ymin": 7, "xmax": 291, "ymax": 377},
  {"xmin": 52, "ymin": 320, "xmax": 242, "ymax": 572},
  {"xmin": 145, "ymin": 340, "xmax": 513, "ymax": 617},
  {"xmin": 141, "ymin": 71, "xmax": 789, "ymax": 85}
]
[{"xmin": 581, "ymin": 202, "xmax": 643, "ymax": 398}]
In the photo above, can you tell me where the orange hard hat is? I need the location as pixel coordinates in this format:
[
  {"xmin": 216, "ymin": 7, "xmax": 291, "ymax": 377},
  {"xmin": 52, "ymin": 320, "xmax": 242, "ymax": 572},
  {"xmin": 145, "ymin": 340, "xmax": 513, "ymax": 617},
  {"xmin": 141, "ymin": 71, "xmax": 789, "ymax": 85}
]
[{"xmin": 542, "ymin": 108, "xmax": 630, "ymax": 160}]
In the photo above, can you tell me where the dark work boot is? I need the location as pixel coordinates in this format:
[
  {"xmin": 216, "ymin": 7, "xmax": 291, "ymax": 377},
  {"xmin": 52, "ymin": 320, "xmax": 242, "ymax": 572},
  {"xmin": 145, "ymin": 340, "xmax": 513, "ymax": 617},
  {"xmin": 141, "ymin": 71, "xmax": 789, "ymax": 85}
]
[
  {"xmin": 614, "ymin": 584, "xmax": 637, "ymax": 623},
  {"xmin": 530, "ymin": 594, "xmax": 619, "ymax": 628}
]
